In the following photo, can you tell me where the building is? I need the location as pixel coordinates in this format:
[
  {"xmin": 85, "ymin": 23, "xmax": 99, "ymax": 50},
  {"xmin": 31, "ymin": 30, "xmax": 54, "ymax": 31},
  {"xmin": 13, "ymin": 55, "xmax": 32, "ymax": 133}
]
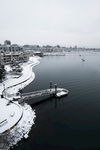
[
  {"xmin": 4, "ymin": 40, "xmax": 11, "ymax": 46},
  {"xmin": 0, "ymin": 51, "xmax": 29, "ymax": 64},
  {"xmin": 0, "ymin": 40, "xmax": 28, "ymax": 64},
  {"xmin": 33, "ymin": 52, "xmax": 43, "ymax": 57}
]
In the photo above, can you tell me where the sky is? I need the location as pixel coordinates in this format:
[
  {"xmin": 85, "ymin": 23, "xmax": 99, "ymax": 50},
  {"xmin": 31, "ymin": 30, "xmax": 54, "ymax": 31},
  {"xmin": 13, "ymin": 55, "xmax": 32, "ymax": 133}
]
[{"xmin": 0, "ymin": 0, "xmax": 100, "ymax": 48}]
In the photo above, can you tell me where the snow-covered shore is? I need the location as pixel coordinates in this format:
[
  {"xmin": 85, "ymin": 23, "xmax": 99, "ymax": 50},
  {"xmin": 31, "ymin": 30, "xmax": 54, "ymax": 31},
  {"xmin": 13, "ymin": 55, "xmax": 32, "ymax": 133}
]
[
  {"xmin": 0, "ymin": 56, "xmax": 41, "ymax": 150},
  {"xmin": 1, "ymin": 56, "xmax": 40, "ymax": 99},
  {"xmin": 0, "ymin": 98, "xmax": 23, "ymax": 134}
]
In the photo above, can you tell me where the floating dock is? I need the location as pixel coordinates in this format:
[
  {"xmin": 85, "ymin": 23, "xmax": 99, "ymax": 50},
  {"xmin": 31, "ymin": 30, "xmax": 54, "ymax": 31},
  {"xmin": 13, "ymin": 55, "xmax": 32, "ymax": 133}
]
[{"xmin": 18, "ymin": 88, "xmax": 69, "ymax": 105}]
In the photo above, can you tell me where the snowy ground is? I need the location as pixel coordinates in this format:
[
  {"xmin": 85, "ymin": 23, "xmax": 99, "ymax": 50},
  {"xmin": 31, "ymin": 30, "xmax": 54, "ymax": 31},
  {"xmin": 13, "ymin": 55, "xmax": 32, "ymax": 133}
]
[
  {"xmin": 0, "ymin": 56, "xmax": 41, "ymax": 150},
  {"xmin": 0, "ymin": 56, "xmax": 40, "ymax": 99},
  {"xmin": 0, "ymin": 103, "xmax": 35, "ymax": 150},
  {"xmin": 0, "ymin": 99, "xmax": 22, "ymax": 134}
]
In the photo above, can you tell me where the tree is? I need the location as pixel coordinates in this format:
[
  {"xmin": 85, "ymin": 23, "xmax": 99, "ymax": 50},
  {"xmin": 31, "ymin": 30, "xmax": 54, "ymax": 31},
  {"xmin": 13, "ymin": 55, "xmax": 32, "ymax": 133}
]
[{"xmin": 0, "ymin": 63, "xmax": 5, "ymax": 80}]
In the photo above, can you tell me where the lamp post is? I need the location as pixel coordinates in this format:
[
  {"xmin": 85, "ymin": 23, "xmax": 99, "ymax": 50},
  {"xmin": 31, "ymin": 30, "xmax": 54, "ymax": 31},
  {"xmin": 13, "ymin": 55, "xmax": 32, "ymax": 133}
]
[
  {"xmin": 54, "ymin": 84, "xmax": 57, "ymax": 95},
  {"xmin": 50, "ymin": 81, "xmax": 52, "ymax": 91}
]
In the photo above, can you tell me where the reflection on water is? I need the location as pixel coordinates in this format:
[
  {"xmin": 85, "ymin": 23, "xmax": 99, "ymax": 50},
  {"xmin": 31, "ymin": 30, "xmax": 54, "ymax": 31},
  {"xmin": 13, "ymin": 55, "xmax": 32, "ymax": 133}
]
[{"xmin": 14, "ymin": 51, "xmax": 100, "ymax": 150}]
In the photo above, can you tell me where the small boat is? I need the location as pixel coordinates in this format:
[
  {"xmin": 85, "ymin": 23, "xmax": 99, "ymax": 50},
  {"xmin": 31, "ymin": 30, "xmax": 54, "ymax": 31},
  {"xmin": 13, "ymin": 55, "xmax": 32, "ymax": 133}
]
[
  {"xmin": 56, "ymin": 89, "xmax": 69, "ymax": 98},
  {"xmin": 81, "ymin": 58, "xmax": 85, "ymax": 62}
]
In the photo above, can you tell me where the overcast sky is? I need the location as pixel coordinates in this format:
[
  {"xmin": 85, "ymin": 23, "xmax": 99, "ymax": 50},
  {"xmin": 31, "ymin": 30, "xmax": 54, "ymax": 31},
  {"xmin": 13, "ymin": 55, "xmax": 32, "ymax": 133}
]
[{"xmin": 0, "ymin": 0, "xmax": 100, "ymax": 47}]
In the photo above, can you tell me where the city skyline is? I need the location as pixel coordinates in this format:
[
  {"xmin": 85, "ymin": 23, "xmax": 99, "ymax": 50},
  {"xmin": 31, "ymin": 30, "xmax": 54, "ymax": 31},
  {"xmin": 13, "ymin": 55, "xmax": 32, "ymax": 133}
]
[{"xmin": 0, "ymin": 0, "xmax": 100, "ymax": 48}]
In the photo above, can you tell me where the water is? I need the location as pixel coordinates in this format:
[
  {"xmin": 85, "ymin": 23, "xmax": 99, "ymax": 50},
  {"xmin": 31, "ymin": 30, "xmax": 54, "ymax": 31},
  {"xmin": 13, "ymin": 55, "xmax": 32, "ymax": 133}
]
[{"xmin": 13, "ymin": 51, "xmax": 100, "ymax": 150}]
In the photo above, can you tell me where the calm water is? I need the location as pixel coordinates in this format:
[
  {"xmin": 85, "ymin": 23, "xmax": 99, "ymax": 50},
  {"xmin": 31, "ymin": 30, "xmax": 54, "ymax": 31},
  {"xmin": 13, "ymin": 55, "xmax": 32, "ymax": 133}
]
[{"xmin": 13, "ymin": 51, "xmax": 100, "ymax": 150}]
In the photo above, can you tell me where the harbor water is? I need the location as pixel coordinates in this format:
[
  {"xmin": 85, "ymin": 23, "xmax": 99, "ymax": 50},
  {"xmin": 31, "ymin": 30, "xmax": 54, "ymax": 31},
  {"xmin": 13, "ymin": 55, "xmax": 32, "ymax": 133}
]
[{"xmin": 13, "ymin": 51, "xmax": 100, "ymax": 150}]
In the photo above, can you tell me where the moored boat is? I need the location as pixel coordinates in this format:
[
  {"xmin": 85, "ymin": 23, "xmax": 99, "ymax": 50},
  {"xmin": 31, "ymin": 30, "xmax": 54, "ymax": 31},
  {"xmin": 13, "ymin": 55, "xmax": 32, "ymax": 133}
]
[{"xmin": 56, "ymin": 89, "xmax": 69, "ymax": 98}]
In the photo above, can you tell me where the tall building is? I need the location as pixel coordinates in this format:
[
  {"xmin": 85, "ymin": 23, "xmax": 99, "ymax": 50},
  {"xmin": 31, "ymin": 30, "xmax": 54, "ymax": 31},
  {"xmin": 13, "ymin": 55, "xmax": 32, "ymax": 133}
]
[{"xmin": 4, "ymin": 40, "xmax": 11, "ymax": 46}]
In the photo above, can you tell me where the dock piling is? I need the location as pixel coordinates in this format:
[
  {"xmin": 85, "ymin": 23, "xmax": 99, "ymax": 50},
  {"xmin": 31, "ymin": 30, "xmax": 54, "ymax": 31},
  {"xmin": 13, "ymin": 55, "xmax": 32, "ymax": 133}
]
[
  {"xmin": 50, "ymin": 81, "xmax": 53, "ymax": 91},
  {"xmin": 54, "ymin": 84, "xmax": 57, "ymax": 95}
]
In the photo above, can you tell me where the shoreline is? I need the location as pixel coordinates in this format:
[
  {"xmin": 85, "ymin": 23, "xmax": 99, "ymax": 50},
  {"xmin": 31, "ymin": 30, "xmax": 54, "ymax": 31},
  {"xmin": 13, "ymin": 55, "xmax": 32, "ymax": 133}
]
[
  {"xmin": 0, "ymin": 56, "xmax": 41, "ymax": 149},
  {"xmin": 2, "ymin": 56, "xmax": 41, "ymax": 99}
]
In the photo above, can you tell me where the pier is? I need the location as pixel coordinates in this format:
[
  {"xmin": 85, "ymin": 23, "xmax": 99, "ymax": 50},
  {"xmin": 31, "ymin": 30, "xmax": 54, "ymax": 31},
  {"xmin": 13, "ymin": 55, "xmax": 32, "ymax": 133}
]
[{"xmin": 18, "ymin": 83, "xmax": 69, "ymax": 104}]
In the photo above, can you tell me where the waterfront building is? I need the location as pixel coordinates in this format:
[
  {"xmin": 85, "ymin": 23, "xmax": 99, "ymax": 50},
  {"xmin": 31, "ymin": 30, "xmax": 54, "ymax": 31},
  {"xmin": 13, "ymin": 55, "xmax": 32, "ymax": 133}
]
[
  {"xmin": 0, "ymin": 40, "xmax": 28, "ymax": 64},
  {"xmin": 4, "ymin": 40, "xmax": 11, "ymax": 46},
  {"xmin": 0, "ymin": 51, "xmax": 29, "ymax": 64},
  {"xmin": 33, "ymin": 51, "xmax": 43, "ymax": 57}
]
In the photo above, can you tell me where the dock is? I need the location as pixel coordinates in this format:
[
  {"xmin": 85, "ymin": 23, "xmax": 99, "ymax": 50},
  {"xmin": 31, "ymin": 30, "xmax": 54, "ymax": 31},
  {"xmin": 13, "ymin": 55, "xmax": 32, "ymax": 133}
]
[{"xmin": 18, "ymin": 87, "xmax": 69, "ymax": 104}]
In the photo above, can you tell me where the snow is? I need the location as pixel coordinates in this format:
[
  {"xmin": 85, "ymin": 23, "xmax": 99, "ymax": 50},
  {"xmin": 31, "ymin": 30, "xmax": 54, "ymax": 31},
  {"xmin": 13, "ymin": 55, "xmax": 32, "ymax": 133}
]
[
  {"xmin": 0, "ymin": 56, "xmax": 40, "ymax": 150},
  {"xmin": 5, "ymin": 65, "xmax": 12, "ymax": 72},
  {"xmin": 0, "ymin": 99, "xmax": 22, "ymax": 134},
  {"xmin": 2, "ymin": 56, "xmax": 41, "ymax": 99},
  {"xmin": 0, "ymin": 104, "xmax": 35, "ymax": 150},
  {"xmin": 56, "ymin": 91, "xmax": 67, "ymax": 97},
  {"xmin": 56, "ymin": 89, "xmax": 69, "ymax": 97}
]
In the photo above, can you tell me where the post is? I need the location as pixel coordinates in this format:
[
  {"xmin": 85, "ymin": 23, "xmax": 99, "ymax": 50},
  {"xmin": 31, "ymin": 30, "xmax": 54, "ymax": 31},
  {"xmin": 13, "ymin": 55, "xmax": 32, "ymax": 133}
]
[
  {"xmin": 50, "ymin": 81, "xmax": 52, "ymax": 91},
  {"xmin": 3, "ymin": 83, "xmax": 6, "ymax": 98},
  {"xmin": 18, "ymin": 92, "xmax": 23, "ymax": 104},
  {"xmin": 54, "ymin": 84, "xmax": 57, "ymax": 95},
  {"xmin": 1, "ymin": 94, "xmax": 3, "ymax": 98}
]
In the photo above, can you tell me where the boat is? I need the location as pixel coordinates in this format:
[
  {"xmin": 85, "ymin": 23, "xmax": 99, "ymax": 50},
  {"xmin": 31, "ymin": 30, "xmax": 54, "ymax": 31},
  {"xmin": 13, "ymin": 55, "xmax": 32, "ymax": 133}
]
[
  {"xmin": 56, "ymin": 89, "xmax": 69, "ymax": 98},
  {"xmin": 81, "ymin": 58, "xmax": 85, "ymax": 62}
]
